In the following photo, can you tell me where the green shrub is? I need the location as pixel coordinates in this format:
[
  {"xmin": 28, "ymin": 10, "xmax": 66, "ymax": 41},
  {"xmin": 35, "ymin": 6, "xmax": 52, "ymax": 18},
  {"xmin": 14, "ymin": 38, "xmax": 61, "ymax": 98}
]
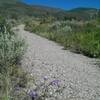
[
  {"xmin": 0, "ymin": 17, "xmax": 25, "ymax": 73},
  {"xmin": 65, "ymin": 32, "xmax": 100, "ymax": 58},
  {"xmin": 0, "ymin": 17, "xmax": 27, "ymax": 100}
]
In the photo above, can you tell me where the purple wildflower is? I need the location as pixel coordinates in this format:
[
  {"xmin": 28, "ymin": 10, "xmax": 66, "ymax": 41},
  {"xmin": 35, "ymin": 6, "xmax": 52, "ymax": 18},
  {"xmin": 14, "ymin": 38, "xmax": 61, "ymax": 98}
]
[
  {"xmin": 50, "ymin": 80, "xmax": 61, "ymax": 86},
  {"xmin": 44, "ymin": 76, "xmax": 48, "ymax": 81},
  {"xmin": 29, "ymin": 90, "xmax": 38, "ymax": 100}
]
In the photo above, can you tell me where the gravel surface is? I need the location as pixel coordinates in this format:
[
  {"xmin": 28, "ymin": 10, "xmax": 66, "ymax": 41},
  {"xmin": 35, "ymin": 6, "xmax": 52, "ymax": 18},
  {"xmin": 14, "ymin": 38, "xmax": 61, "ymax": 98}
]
[{"xmin": 14, "ymin": 25, "xmax": 100, "ymax": 100}]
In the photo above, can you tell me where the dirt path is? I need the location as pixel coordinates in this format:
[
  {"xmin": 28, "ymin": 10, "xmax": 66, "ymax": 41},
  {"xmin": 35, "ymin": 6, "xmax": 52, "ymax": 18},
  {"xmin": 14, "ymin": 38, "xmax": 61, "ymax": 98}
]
[{"xmin": 14, "ymin": 25, "xmax": 100, "ymax": 100}]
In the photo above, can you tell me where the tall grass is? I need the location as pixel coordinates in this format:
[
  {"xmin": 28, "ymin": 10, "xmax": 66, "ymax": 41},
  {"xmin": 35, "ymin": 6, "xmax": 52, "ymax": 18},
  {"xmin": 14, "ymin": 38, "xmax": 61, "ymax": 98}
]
[{"xmin": 0, "ymin": 16, "xmax": 27, "ymax": 100}]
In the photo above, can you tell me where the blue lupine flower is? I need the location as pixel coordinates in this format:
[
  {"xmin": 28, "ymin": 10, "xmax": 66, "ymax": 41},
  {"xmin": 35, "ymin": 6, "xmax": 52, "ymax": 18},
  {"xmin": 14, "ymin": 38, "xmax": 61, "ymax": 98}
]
[
  {"xmin": 51, "ymin": 80, "xmax": 61, "ymax": 86},
  {"xmin": 29, "ymin": 90, "xmax": 38, "ymax": 100}
]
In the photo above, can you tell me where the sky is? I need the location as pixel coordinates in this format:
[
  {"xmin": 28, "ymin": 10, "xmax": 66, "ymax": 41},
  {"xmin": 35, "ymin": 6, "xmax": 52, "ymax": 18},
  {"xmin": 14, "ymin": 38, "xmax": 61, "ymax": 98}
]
[{"xmin": 22, "ymin": 0, "xmax": 100, "ymax": 10}]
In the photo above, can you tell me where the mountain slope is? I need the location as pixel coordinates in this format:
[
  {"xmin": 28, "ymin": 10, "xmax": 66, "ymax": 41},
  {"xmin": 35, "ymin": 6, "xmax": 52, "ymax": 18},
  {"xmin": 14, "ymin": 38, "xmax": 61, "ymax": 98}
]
[
  {"xmin": 0, "ymin": 1, "xmax": 66, "ymax": 19},
  {"xmin": 66, "ymin": 7, "xmax": 98, "ymax": 20},
  {"xmin": 0, "ymin": 0, "xmax": 99, "ymax": 20},
  {"xmin": 0, "ymin": 0, "xmax": 19, "ymax": 5}
]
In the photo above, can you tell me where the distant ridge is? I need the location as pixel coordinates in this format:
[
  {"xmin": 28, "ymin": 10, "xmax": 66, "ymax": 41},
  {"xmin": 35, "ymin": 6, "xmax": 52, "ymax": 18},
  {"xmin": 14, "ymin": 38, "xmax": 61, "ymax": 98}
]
[
  {"xmin": 69, "ymin": 7, "xmax": 98, "ymax": 11},
  {"xmin": 0, "ymin": 0, "xmax": 99, "ymax": 20}
]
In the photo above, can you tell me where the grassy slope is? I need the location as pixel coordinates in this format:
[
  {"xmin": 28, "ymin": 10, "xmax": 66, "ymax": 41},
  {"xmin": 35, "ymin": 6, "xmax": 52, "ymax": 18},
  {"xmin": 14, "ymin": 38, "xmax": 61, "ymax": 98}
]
[{"xmin": 0, "ymin": 0, "xmax": 99, "ymax": 21}]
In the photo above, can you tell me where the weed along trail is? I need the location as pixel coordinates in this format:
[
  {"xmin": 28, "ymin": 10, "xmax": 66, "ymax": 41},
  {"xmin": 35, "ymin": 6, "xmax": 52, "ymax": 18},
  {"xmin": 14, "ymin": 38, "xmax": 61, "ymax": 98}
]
[{"xmin": 15, "ymin": 25, "xmax": 100, "ymax": 100}]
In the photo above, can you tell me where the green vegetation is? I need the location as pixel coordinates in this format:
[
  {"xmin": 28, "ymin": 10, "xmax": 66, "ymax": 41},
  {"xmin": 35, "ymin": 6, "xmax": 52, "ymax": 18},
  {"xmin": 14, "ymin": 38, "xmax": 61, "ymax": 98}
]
[
  {"xmin": 25, "ymin": 16, "xmax": 100, "ymax": 58},
  {"xmin": 65, "ymin": 31, "xmax": 100, "ymax": 58},
  {"xmin": 0, "ymin": 16, "xmax": 28, "ymax": 100},
  {"xmin": 0, "ymin": 1, "xmax": 100, "ymax": 99}
]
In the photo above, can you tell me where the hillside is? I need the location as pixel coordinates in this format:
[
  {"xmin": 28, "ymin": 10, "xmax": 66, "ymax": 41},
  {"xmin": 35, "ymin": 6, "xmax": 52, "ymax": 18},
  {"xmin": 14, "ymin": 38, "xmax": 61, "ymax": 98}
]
[
  {"xmin": 0, "ymin": 1, "xmax": 66, "ymax": 19},
  {"xmin": 67, "ymin": 7, "xmax": 99, "ymax": 20},
  {"xmin": 0, "ymin": 0, "xmax": 99, "ymax": 20}
]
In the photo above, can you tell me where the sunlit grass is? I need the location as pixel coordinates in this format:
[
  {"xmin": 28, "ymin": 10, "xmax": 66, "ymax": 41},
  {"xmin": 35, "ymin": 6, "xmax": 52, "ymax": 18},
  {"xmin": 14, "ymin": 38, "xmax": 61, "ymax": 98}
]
[{"xmin": 0, "ymin": 16, "xmax": 27, "ymax": 100}]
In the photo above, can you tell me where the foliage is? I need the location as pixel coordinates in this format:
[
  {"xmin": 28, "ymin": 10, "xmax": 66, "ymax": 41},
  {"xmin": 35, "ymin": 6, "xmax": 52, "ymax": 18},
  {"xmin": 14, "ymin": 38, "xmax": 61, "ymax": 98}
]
[
  {"xmin": 0, "ymin": 16, "xmax": 25, "ymax": 73},
  {"xmin": 0, "ymin": 16, "xmax": 27, "ymax": 100},
  {"xmin": 65, "ymin": 31, "xmax": 100, "ymax": 58},
  {"xmin": 25, "ymin": 18, "xmax": 100, "ymax": 58},
  {"xmin": 0, "ymin": 65, "xmax": 29, "ymax": 100}
]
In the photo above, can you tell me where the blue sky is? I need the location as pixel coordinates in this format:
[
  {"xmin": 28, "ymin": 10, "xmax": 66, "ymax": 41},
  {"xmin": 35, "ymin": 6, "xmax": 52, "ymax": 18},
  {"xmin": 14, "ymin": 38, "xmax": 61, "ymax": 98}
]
[{"xmin": 22, "ymin": 0, "xmax": 100, "ymax": 10}]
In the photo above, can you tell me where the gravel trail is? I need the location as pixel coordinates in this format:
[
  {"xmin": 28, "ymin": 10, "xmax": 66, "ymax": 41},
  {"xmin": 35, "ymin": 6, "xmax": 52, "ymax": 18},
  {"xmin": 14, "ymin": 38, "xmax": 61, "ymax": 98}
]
[{"xmin": 14, "ymin": 25, "xmax": 100, "ymax": 100}]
